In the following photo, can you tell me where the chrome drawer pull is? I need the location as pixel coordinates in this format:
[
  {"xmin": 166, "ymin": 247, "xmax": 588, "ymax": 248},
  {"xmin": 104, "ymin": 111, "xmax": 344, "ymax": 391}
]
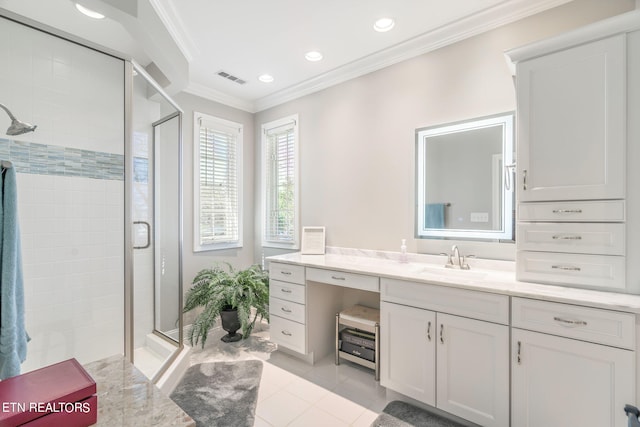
[
  {"xmin": 280, "ymin": 271, "xmax": 292, "ymax": 275},
  {"xmin": 551, "ymin": 265, "xmax": 581, "ymax": 271},
  {"xmin": 281, "ymin": 307, "xmax": 292, "ymax": 313},
  {"xmin": 280, "ymin": 288, "xmax": 292, "ymax": 293},
  {"xmin": 554, "ymin": 316, "xmax": 588, "ymax": 326},
  {"xmin": 552, "ymin": 235, "xmax": 582, "ymax": 240},
  {"xmin": 440, "ymin": 324, "xmax": 444, "ymax": 344},
  {"xmin": 331, "ymin": 275, "xmax": 346, "ymax": 281},
  {"xmin": 427, "ymin": 321, "xmax": 431, "ymax": 342},
  {"xmin": 281, "ymin": 330, "xmax": 292, "ymax": 336},
  {"xmin": 552, "ymin": 209, "xmax": 583, "ymax": 214}
]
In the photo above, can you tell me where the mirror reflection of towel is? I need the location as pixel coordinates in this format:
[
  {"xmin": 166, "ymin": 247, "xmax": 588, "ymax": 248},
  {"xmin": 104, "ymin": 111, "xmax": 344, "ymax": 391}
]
[{"xmin": 425, "ymin": 204, "xmax": 445, "ymax": 229}]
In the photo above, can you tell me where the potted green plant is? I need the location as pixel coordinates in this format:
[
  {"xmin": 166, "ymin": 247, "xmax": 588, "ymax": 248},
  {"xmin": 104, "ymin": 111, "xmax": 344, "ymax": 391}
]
[{"xmin": 183, "ymin": 263, "xmax": 269, "ymax": 347}]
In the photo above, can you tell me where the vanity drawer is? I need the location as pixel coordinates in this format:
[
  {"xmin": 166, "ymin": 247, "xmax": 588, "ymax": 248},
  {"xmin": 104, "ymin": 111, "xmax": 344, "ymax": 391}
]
[
  {"xmin": 519, "ymin": 200, "xmax": 625, "ymax": 222},
  {"xmin": 269, "ymin": 262, "xmax": 305, "ymax": 284},
  {"xmin": 269, "ymin": 296, "xmax": 305, "ymax": 324},
  {"xmin": 381, "ymin": 278, "xmax": 509, "ymax": 325},
  {"xmin": 270, "ymin": 315, "xmax": 306, "ymax": 354},
  {"xmin": 512, "ymin": 297, "xmax": 635, "ymax": 349},
  {"xmin": 306, "ymin": 267, "xmax": 380, "ymax": 292},
  {"xmin": 517, "ymin": 223, "xmax": 625, "ymax": 255},
  {"xmin": 517, "ymin": 251, "xmax": 625, "ymax": 290},
  {"xmin": 270, "ymin": 280, "xmax": 306, "ymax": 305}
]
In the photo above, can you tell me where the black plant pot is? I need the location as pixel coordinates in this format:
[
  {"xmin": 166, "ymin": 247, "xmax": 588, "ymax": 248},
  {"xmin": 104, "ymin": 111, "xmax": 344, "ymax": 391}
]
[{"xmin": 220, "ymin": 306, "xmax": 242, "ymax": 342}]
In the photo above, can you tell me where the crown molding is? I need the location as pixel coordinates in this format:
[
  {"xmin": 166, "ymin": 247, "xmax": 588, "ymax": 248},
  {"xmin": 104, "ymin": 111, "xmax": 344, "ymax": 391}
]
[
  {"xmin": 184, "ymin": 81, "xmax": 256, "ymax": 113},
  {"xmin": 507, "ymin": 8, "xmax": 640, "ymax": 63},
  {"xmin": 253, "ymin": 0, "xmax": 572, "ymax": 112},
  {"xmin": 148, "ymin": 0, "xmax": 198, "ymax": 62},
  {"xmin": 181, "ymin": 0, "xmax": 573, "ymax": 113}
]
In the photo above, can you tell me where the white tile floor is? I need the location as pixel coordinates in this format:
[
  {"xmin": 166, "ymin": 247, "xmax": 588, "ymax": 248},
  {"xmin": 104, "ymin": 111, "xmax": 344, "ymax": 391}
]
[{"xmin": 187, "ymin": 322, "xmax": 391, "ymax": 427}]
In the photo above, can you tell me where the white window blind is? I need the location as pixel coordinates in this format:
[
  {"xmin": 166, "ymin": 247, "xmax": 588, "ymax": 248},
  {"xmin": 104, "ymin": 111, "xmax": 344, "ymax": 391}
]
[
  {"xmin": 194, "ymin": 113, "xmax": 242, "ymax": 251},
  {"xmin": 262, "ymin": 115, "xmax": 299, "ymax": 248}
]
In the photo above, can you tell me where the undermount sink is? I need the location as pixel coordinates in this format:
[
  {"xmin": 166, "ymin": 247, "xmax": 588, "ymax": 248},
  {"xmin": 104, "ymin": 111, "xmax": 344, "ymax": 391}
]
[{"xmin": 412, "ymin": 264, "xmax": 488, "ymax": 281}]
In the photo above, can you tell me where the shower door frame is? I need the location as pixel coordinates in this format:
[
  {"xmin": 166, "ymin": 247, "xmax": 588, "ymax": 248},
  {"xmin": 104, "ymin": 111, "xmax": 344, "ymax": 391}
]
[
  {"xmin": 126, "ymin": 60, "xmax": 185, "ymax": 382},
  {"xmin": 151, "ymin": 110, "xmax": 184, "ymax": 346}
]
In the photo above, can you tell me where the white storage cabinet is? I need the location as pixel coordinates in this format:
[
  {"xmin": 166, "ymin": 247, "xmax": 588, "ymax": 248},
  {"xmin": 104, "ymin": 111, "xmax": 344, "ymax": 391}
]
[{"xmin": 508, "ymin": 22, "xmax": 635, "ymax": 291}]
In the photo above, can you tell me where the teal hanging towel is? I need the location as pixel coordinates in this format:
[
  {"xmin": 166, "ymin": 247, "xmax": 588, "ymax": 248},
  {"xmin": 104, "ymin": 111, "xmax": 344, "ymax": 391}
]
[
  {"xmin": 425, "ymin": 203, "xmax": 445, "ymax": 229},
  {"xmin": 0, "ymin": 163, "xmax": 29, "ymax": 380}
]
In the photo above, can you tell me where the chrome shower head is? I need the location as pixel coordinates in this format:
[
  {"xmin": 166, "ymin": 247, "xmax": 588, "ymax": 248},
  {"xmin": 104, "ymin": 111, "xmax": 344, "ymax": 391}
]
[
  {"xmin": 0, "ymin": 103, "xmax": 37, "ymax": 136},
  {"xmin": 7, "ymin": 119, "xmax": 37, "ymax": 136}
]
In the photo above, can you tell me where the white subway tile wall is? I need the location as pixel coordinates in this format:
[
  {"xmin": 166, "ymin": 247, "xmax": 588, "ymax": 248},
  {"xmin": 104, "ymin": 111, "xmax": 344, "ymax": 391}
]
[
  {"xmin": 19, "ymin": 174, "xmax": 124, "ymax": 372},
  {"xmin": 0, "ymin": 17, "xmax": 125, "ymax": 372},
  {"xmin": 0, "ymin": 18, "xmax": 124, "ymax": 153}
]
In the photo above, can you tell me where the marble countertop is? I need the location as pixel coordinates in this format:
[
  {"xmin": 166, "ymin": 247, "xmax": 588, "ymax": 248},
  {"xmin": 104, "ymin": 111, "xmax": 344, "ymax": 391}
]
[
  {"xmin": 83, "ymin": 355, "xmax": 194, "ymax": 427},
  {"xmin": 268, "ymin": 247, "xmax": 640, "ymax": 314}
]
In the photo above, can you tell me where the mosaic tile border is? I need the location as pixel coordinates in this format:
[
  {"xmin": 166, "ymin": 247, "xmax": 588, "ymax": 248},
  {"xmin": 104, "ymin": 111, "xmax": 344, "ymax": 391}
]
[{"xmin": 0, "ymin": 138, "xmax": 125, "ymax": 181}]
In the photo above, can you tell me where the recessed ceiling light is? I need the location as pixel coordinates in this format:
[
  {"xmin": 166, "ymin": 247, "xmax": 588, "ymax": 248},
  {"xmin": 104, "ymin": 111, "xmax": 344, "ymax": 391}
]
[
  {"xmin": 305, "ymin": 51, "xmax": 323, "ymax": 62},
  {"xmin": 75, "ymin": 3, "xmax": 105, "ymax": 19},
  {"xmin": 258, "ymin": 74, "xmax": 274, "ymax": 83},
  {"xmin": 373, "ymin": 18, "xmax": 395, "ymax": 32}
]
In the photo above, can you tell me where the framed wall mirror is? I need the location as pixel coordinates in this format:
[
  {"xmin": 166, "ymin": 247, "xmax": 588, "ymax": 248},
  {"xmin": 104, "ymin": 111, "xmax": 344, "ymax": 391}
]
[{"xmin": 415, "ymin": 112, "xmax": 515, "ymax": 241}]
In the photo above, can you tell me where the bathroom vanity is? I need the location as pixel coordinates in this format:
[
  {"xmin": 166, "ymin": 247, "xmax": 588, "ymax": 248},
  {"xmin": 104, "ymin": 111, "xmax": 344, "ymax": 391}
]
[
  {"xmin": 268, "ymin": 249, "xmax": 640, "ymax": 427},
  {"xmin": 267, "ymin": 9, "xmax": 640, "ymax": 427}
]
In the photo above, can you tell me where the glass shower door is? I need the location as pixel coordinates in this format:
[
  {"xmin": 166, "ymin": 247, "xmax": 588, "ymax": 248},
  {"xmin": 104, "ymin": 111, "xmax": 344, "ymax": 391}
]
[
  {"xmin": 153, "ymin": 113, "xmax": 182, "ymax": 343},
  {"xmin": 129, "ymin": 62, "xmax": 183, "ymax": 381}
]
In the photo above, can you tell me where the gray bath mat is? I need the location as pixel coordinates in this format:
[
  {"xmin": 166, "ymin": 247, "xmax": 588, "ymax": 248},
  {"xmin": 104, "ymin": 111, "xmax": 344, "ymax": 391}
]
[
  {"xmin": 371, "ymin": 401, "xmax": 468, "ymax": 427},
  {"xmin": 170, "ymin": 360, "xmax": 263, "ymax": 427}
]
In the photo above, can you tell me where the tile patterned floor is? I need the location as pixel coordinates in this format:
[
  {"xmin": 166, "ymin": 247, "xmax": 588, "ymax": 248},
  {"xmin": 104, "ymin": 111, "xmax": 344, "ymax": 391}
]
[{"xmin": 187, "ymin": 322, "xmax": 391, "ymax": 427}]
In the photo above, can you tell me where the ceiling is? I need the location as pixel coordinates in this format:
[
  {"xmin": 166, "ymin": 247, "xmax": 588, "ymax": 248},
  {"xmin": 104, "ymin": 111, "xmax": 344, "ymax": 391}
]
[
  {"xmin": 150, "ymin": 0, "xmax": 573, "ymax": 111},
  {"xmin": 0, "ymin": 0, "xmax": 574, "ymax": 112}
]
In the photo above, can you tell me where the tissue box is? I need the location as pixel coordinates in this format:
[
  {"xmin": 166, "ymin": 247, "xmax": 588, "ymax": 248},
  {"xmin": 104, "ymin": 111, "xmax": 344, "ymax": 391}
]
[{"xmin": 0, "ymin": 358, "xmax": 97, "ymax": 427}]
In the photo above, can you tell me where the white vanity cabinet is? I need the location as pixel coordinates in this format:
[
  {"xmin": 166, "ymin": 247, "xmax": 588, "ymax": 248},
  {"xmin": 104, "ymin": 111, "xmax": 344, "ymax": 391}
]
[
  {"xmin": 511, "ymin": 297, "xmax": 635, "ymax": 427},
  {"xmin": 381, "ymin": 301, "xmax": 436, "ymax": 405},
  {"xmin": 380, "ymin": 278, "xmax": 509, "ymax": 427},
  {"xmin": 269, "ymin": 262, "xmax": 307, "ymax": 354},
  {"xmin": 269, "ymin": 263, "xmax": 370, "ymax": 363}
]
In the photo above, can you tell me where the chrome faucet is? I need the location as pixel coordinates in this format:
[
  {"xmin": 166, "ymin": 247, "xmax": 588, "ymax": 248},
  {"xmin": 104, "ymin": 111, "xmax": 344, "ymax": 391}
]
[
  {"xmin": 451, "ymin": 245, "xmax": 461, "ymax": 267},
  {"xmin": 441, "ymin": 245, "xmax": 474, "ymax": 270}
]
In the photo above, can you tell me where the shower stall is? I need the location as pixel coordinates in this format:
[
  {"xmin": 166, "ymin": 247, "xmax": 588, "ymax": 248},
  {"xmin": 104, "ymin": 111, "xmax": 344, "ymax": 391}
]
[{"xmin": 0, "ymin": 11, "xmax": 185, "ymax": 385}]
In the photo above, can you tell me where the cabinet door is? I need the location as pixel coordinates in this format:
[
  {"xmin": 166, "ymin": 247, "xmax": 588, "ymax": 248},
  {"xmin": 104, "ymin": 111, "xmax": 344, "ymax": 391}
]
[
  {"xmin": 436, "ymin": 314, "xmax": 509, "ymax": 427},
  {"xmin": 516, "ymin": 35, "xmax": 625, "ymax": 202},
  {"xmin": 380, "ymin": 302, "xmax": 436, "ymax": 406},
  {"xmin": 512, "ymin": 329, "xmax": 635, "ymax": 427}
]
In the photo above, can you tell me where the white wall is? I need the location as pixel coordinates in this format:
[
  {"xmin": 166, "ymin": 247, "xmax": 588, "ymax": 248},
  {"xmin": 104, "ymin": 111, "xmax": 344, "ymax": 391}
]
[
  {"xmin": 0, "ymin": 17, "xmax": 125, "ymax": 372},
  {"xmin": 254, "ymin": 0, "xmax": 635, "ymax": 261},
  {"xmin": 173, "ymin": 92, "xmax": 256, "ymax": 295}
]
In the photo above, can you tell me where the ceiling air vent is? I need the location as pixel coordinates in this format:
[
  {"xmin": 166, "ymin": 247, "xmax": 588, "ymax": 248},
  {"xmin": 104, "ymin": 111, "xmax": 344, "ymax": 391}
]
[{"xmin": 217, "ymin": 70, "xmax": 247, "ymax": 85}]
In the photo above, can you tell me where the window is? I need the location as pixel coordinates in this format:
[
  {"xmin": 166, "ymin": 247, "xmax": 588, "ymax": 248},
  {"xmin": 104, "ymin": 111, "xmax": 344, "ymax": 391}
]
[
  {"xmin": 262, "ymin": 115, "xmax": 299, "ymax": 248},
  {"xmin": 194, "ymin": 112, "xmax": 243, "ymax": 251}
]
